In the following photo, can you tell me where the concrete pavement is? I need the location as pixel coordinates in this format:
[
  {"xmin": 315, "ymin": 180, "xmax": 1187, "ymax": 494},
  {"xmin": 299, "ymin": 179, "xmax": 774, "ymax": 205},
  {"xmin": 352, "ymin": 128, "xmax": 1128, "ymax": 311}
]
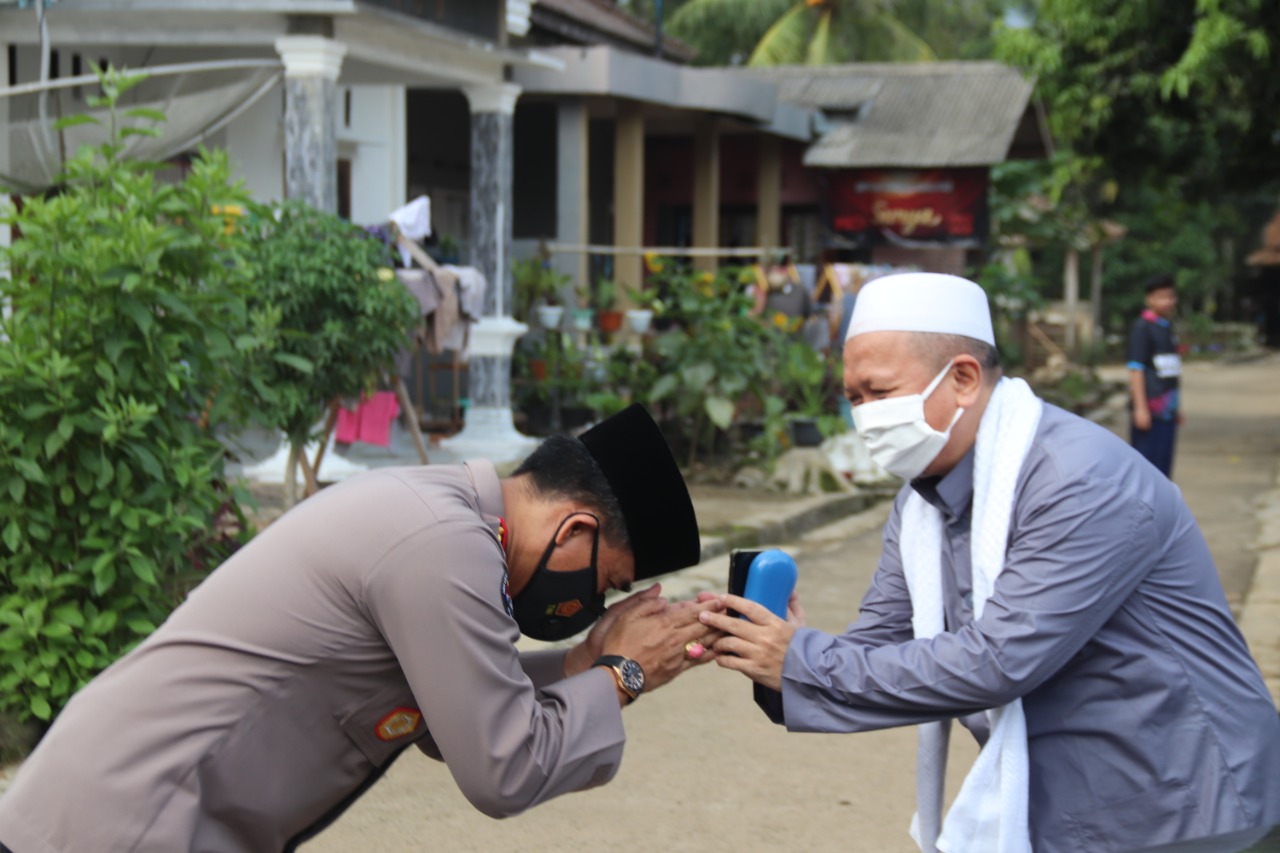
[
  {"xmin": 296, "ymin": 353, "xmax": 1280, "ymax": 852},
  {"xmin": 3, "ymin": 354, "xmax": 1277, "ymax": 843}
]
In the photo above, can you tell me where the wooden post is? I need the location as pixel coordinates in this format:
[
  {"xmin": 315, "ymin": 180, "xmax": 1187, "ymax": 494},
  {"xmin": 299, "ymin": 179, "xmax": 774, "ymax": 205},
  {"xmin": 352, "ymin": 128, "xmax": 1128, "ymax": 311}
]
[
  {"xmin": 393, "ymin": 374, "xmax": 431, "ymax": 464},
  {"xmin": 310, "ymin": 400, "xmax": 340, "ymax": 477},
  {"xmin": 297, "ymin": 444, "xmax": 320, "ymax": 497},
  {"xmin": 1063, "ymin": 247, "xmax": 1080, "ymax": 356}
]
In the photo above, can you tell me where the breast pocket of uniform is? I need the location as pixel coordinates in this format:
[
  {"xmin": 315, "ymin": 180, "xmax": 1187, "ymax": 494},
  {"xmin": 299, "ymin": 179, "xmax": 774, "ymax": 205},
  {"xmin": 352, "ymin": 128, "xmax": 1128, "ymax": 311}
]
[{"xmin": 334, "ymin": 684, "xmax": 426, "ymax": 768}]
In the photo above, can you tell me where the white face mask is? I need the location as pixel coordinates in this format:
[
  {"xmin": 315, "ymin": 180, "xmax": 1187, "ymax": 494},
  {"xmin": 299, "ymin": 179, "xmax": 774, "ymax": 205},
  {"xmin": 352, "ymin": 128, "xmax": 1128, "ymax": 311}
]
[{"xmin": 852, "ymin": 360, "xmax": 963, "ymax": 480}]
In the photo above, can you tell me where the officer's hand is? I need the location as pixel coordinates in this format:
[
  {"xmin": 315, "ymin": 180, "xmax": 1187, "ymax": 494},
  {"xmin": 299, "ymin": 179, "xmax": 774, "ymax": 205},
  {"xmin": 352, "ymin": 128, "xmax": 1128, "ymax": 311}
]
[
  {"xmin": 564, "ymin": 585, "xmax": 662, "ymax": 677},
  {"xmin": 698, "ymin": 594, "xmax": 797, "ymax": 692},
  {"xmin": 601, "ymin": 597, "xmax": 725, "ymax": 693}
]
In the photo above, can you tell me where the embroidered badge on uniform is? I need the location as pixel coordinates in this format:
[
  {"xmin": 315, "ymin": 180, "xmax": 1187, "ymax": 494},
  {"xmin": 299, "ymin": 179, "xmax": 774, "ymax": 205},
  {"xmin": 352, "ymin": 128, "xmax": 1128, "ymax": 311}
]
[
  {"xmin": 553, "ymin": 600, "xmax": 584, "ymax": 618},
  {"xmin": 375, "ymin": 707, "xmax": 422, "ymax": 741},
  {"xmin": 500, "ymin": 570, "xmax": 514, "ymax": 618}
]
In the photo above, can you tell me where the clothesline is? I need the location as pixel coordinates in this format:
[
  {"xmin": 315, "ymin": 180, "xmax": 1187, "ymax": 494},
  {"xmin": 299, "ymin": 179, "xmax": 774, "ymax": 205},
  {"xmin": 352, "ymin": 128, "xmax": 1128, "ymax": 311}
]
[{"xmin": 545, "ymin": 243, "xmax": 780, "ymax": 258}]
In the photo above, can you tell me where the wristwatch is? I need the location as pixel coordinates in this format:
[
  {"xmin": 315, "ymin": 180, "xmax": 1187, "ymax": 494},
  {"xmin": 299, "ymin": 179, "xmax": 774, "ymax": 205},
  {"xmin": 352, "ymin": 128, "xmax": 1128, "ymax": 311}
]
[{"xmin": 594, "ymin": 655, "xmax": 644, "ymax": 703}]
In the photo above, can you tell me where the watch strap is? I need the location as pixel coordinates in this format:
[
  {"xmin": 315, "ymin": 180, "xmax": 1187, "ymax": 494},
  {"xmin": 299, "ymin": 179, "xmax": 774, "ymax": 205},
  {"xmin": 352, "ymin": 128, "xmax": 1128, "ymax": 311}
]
[{"xmin": 593, "ymin": 655, "xmax": 639, "ymax": 702}]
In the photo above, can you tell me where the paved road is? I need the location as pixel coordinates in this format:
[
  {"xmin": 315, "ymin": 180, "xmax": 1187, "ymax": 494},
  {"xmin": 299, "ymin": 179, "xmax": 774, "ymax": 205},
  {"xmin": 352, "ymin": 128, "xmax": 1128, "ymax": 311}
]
[{"xmin": 304, "ymin": 354, "xmax": 1280, "ymax": 853}]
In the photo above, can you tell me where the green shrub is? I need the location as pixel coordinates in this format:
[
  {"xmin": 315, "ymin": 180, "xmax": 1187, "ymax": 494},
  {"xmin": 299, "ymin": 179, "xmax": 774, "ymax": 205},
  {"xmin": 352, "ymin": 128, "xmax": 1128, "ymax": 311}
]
[
  {"xmin": 239, "ymin": 201, "xmax": 417, "ymax": 449},
  {"xmin": 0, "ymin": 69, "xmax": 259, "ymax": 725},
  {"xmin": 643, "ymin": 262, "xmax": 774, "ymax": 466}
]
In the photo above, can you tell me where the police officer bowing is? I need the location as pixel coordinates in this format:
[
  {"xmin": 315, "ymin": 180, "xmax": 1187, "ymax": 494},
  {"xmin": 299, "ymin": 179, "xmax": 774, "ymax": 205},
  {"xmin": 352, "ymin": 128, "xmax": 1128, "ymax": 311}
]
[{"xmin": 0, "ymin": 405, "xmax": 722, "ymax": 853}]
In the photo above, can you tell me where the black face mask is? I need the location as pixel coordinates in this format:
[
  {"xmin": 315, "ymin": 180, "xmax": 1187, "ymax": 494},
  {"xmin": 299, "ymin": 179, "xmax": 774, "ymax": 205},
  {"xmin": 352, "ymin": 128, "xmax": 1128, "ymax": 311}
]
[{"xmin": 511, "ymin": 513, "xmax": 606, "ymax": 641}]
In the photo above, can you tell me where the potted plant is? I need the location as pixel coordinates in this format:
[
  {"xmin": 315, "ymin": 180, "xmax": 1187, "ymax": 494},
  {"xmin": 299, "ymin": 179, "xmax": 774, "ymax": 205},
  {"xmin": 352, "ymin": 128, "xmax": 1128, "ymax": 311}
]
[
  {"xmin": 435, "ymin": 234, "xmax": 460, "ymax": 265},
  {"xmin": 513, "ymin": 257, "xmax": 569, "ymax": 329},
  {"xmin": 625, "ymin": 286, "xmax": 664, "ymax": 334},
  {"xmin": 567, "ymin": 277, "xmax": 593, "ymax": 332},
  {"xmin": 594, "ymin": 278, "xmax": 624, "ymax": 333}
]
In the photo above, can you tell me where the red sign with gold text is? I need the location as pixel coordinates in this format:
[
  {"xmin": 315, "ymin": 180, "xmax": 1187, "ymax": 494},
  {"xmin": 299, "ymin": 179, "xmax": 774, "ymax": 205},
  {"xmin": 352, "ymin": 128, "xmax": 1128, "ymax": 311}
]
[{"xmin": 828, "ymin": 168, "xmax": 989, "ymax": 245}]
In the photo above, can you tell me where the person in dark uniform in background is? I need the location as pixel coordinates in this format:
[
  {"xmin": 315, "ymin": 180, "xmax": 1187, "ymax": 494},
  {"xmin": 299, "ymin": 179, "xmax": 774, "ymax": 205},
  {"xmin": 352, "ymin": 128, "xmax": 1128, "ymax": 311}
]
[{"xmin": 1127, "ymin": 273, "xmax": 1182, "ymax": 477}]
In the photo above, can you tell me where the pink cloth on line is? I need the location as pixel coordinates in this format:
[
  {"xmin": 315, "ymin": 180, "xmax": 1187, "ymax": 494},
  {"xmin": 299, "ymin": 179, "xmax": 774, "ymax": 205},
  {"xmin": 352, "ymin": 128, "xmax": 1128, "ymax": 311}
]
[{"xmin": 334, "ymin": 392, "xmax": 400, "ymax": 447}]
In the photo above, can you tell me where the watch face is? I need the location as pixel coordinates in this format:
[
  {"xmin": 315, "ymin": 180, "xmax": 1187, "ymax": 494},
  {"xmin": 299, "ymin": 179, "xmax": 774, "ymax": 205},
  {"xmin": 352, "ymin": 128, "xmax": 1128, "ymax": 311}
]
[{"xmin": 619, "ymin": 659, "xmax": 645, "ymax": 695}]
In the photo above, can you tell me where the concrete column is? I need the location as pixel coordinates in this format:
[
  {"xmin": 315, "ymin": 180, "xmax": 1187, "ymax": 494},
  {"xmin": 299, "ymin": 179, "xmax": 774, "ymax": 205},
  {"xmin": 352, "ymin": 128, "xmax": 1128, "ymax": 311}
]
[
  {"xmin": 613, "ymin": 101, "xmax": 645, "ymax": 294},
  {"xmin": 756, "ymin": 135, "xmax": 782, "ymax": 252},
  {"xmin": 274, "ymin": 35, "xmax": 346, "ymax": 213},
  {"xmin": 555, "ymin": 97, "xmax": 589, "ymax": 288},
  {"xmin": 463, "ymin": 82, "xmax": 520, "ymax": 316},
  {"xmin": 692, "ymin": 120, "xmax": 720, "ymax": 274},
  {"xmin": 440, "ymin": 82, "xmax": 536, "ymax": 463}
]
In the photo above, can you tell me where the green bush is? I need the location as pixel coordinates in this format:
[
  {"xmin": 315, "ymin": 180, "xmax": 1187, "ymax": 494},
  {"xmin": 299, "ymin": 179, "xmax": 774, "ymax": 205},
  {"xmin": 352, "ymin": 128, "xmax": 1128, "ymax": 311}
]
[
  {"xmin": 643, "ymin": 262, "xmax": 774, "ymax": 466},
  {"xmin": 238, "ymin": 201, "xmax": 418, "ymax": 474},
  {"xmin": 0, "ymin": 70, "xmax": 259, "ymax": 725}
]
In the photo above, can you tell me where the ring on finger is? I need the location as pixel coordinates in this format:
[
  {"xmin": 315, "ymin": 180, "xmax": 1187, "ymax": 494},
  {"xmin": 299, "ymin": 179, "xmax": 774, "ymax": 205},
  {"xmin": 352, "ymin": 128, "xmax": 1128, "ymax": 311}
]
[{"xmin": 684, "ymin": 640, "xmax": 706, "ymax": 660}]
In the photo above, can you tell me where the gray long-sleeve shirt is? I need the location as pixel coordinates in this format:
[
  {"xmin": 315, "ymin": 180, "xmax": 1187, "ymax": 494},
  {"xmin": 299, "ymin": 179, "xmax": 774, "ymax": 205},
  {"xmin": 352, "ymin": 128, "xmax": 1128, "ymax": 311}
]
[
  {"xmin": 0, "ymin": 461, "xmax": 625, "ymax": 853},
  {"xmin": 771, "ymin": 404, "xmax": 1280, "ymax": 852}
]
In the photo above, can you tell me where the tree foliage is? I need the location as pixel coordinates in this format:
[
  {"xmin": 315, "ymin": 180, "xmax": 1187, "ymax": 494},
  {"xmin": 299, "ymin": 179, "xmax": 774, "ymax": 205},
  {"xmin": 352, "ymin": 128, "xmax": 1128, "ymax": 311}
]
[
  {"xmin": 667, "ymin": 0, "xmax": 1003, "ymax": 65},
  {"xmin": 0, "ymin": 69, "xmax": 258, "ymax": 726},
  {"xmin": 997, "ymin": 0, "xmax": 1278, "ymax": 197},
  {"xmin": 991, "ymin": 0, "xmax": 1280, "ymax": 327},
  {"xmin": 237, "ymin": 202, "xmax": 418, "ymax": 451}
]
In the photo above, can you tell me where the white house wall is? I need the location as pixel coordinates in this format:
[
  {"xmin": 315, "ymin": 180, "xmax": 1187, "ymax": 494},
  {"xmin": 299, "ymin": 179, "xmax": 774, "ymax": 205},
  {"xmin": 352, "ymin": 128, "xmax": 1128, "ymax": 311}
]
[
  {"xmin": 340, "ymin": 84, "xmax": 407, "ymax": 227},
  {"xmin": 221, "ymin": 79, "xmax": 286, "ymax": 205},
  {"xmin": 5, "ymin": 38, "xmax": 409, "ymax": 225}
]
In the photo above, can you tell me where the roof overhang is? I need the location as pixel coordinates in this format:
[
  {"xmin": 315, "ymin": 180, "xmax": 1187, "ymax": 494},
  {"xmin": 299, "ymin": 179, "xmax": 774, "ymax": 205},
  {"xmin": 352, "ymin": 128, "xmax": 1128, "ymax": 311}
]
[
  {"xmin": 513, "ymin": 46, "xmax": 813, "ymax": 140},
  {"xmin": 0, "ymin": 1, "xmax": 560, "ymax": 87},
  {"xmin": 738, "ymin": 62, "xmax": 1050, "ymax": 169}
]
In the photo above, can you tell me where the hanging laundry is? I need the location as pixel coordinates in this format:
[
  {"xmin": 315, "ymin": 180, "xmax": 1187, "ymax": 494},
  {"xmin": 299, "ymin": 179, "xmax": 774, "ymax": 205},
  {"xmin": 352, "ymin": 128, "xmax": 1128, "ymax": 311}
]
[
  {"xmin": 424, "ymin": 267, "xmax": 461, "ymax": 355},
  {"xmin": 442, "ymin": 265, "xmax": 489, "ymax": 356},
  {"xmin": 389, "ymin": 196, "xmax": 432, "ymax": 267},
  {"xmin": 335, "ymin": 391, "xmax": 400, "ymax": 448}
]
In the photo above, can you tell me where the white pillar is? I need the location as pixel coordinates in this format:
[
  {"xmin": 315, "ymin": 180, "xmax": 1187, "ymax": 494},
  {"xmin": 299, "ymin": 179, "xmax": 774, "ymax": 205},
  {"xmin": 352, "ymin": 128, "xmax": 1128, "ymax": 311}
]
[
  {"xmin": 1, "ymin": 40, "xmax": 12, "ymax": 326},
  {"xmin": 441, "ymin": 81, "xmax": 538, "ymax": 462},
  {"xmin": 274, "ymin": 35, "xmax": 346, "ymax": 213},
  {"xmin": 555, "ymin": 97, "xmax": 589, "ymax": 288}
]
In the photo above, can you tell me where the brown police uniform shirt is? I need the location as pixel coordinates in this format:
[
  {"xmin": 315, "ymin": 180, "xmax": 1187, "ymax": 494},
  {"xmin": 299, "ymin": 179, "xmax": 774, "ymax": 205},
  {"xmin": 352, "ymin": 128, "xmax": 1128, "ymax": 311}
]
[{"xmin": 0, "ymin": 461, "xmax": 625, "ymax": 853}]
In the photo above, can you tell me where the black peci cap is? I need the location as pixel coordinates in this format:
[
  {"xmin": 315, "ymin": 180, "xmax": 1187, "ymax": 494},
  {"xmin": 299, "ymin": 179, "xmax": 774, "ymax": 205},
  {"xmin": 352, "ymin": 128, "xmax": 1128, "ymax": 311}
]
[{"xmin": 577, "ymin": 405, "xmax": 701, "ymax": 580}]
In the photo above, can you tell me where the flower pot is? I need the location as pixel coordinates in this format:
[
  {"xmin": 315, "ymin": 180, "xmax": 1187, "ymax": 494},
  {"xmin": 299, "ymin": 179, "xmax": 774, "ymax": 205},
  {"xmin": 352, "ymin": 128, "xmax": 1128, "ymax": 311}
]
[
  {"xmin": 535, "ymin": 305, "xmax": 564, "ymax": 329},
  {"xmin": 789, "ymin": 417, "xmax": 824, "ymax": 448},
  {"xmin": 572, "ymin": 308, "xmax": 595, "ymax": 332},
  {"xmin": 625, "ymin": 309, "xmax": 653, "ymax": 334},
  {"xmin": 736, "ymin": 420, "xmax": 766, "ymax": 444},
  {"xmin": 597, "ymin": 310, "xmax": 624, "ymax": 334}
]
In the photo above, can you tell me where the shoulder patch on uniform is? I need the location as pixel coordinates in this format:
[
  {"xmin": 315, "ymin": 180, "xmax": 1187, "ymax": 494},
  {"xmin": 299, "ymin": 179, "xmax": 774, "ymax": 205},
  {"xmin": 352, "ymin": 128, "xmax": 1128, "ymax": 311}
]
[{"xmin": 376, "ymin": 707, "xmax": 422, "ymax": 741}]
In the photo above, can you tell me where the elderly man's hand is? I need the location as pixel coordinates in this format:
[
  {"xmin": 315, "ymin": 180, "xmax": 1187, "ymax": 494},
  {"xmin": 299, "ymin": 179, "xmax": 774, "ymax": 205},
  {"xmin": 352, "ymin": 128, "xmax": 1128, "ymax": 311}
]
[{"xmin": 698, "ymin": 594, "xmax": 800, "ymax": 691}]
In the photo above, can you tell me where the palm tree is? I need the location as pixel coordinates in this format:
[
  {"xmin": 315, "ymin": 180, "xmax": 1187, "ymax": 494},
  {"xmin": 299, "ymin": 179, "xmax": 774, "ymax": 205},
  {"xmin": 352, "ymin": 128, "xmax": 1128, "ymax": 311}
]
[{"xmin": 669, "ymin": 0, "xmax": 938, "ymax": 66}]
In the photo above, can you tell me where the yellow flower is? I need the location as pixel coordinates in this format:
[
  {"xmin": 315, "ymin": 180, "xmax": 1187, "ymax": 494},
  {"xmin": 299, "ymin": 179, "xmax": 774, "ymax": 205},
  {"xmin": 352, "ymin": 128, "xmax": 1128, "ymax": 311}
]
[
  {"xmin": 211, "ymin": 203, "xmax": 244, "ymax": 236},
  {"xmin": 376, "ymin": 267, "xmax": 396, "ymax": 282},
  {"xmin": 643, "ymin": 252, "xmax": 664, "ymax": 273},
  {"xmin": 772, "ymin": 312, "xmax": 789, "ymax": 329},
  {"xmin": 698, "ymin": 271, "xmax": 714, "ymax": 284}
]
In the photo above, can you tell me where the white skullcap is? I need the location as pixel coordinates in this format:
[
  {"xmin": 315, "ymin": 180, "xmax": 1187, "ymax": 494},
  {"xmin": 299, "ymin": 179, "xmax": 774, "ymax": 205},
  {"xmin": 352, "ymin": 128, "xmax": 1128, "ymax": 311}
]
[{"xmin": 845, "ymin": 272, "xmax": 995, "ymax": 346}]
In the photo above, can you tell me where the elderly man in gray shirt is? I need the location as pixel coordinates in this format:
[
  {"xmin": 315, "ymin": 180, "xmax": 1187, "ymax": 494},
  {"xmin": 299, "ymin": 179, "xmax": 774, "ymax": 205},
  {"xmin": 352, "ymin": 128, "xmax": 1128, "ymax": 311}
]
[{"xmin": 701, "ymin": 274, "xmax": 1280, "ymax": 853}]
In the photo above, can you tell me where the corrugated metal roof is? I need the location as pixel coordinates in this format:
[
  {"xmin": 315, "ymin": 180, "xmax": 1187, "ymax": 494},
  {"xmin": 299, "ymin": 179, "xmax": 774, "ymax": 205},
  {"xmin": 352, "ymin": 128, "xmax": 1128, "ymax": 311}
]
[{"xmin": 746, "ymin": 62, "xmax": 1036, "ymax": 168}]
